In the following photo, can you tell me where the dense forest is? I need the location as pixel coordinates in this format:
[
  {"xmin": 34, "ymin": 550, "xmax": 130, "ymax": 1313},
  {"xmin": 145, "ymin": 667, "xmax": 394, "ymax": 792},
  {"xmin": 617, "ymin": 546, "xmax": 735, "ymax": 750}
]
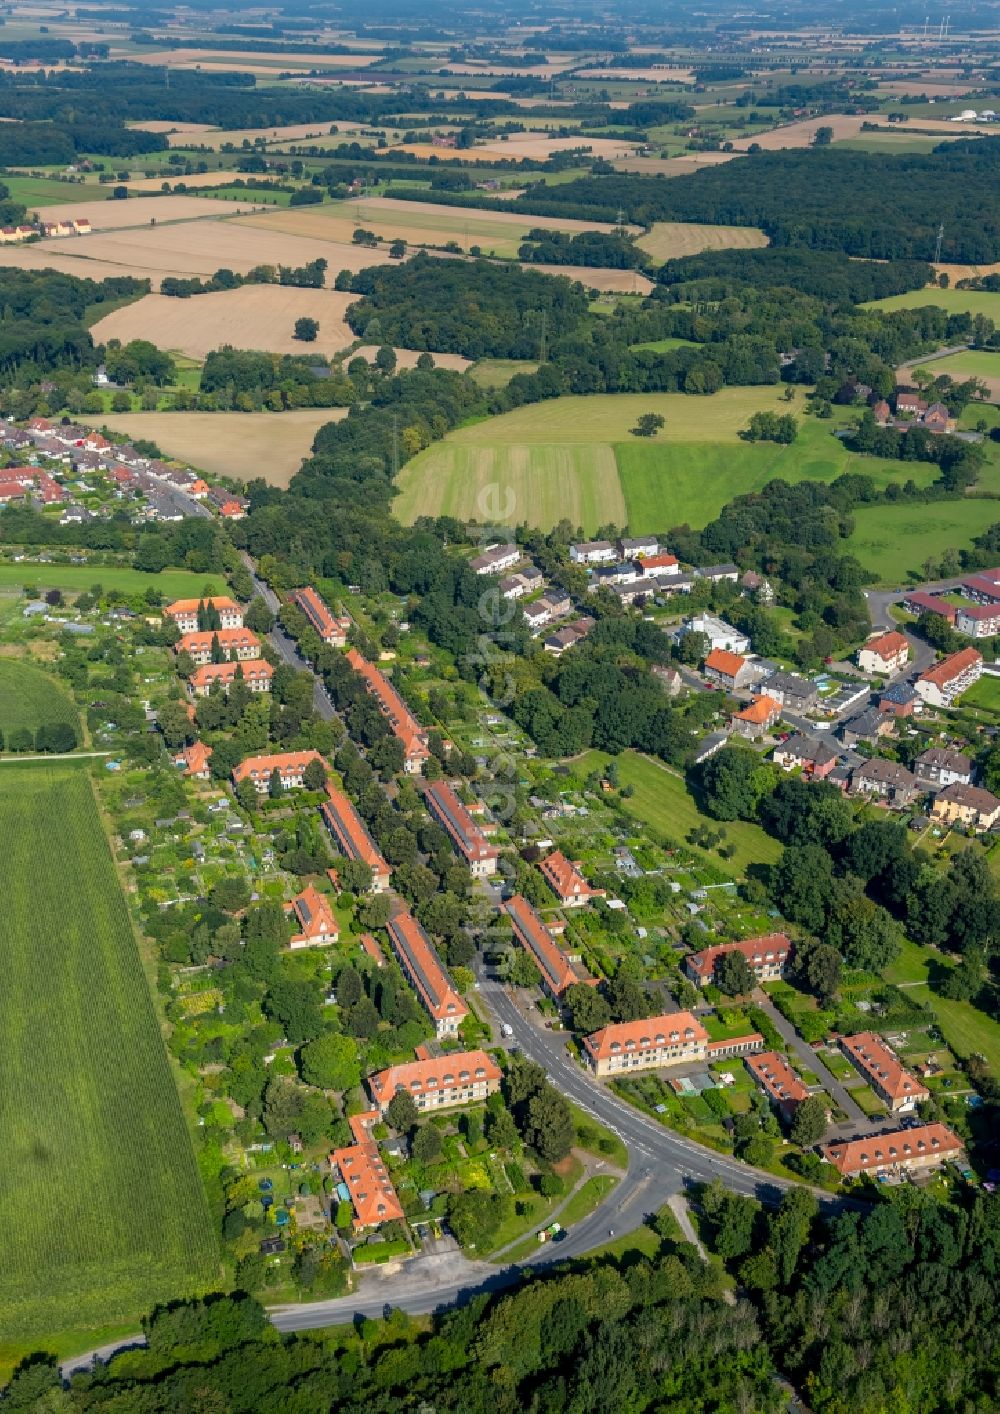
[
  {"xmin": 0, "ymin": 119, "xmax": 165, "ymax": 166},
  {"xmin": 0, "ymin": 269, "xmax": 148, "ymax": 377},
  {"xmin": 6, "ymin": 1185, "xmax": 998, "ymax": 1412},
  {"xmin": 657, "ymin": 247, "xmax": 933, "ymax": 303}
]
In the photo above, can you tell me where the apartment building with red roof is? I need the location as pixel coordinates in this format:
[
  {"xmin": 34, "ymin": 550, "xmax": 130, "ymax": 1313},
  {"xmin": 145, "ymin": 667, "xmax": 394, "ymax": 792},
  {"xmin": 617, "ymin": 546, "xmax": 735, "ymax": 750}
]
[
  {"xmin": 731, "ymin": 694, "xmax": 782, "ymax": 738},
  {"xmin": 423, "ymin": 779, "xmax": 498, "ymax": 877},
  {"xmin": 386, "ymin": 910, "xmax": 468, "ymax": 1037},
  {"xmin": 165, "ymin": 596, "xmax": 243, "ymax": 633},
  {"xmin": 822, "ymin": 1123, "xmax": 961, "ymax": 1178},
  {"xmin": 346, "ymin": 648, "xmax": 429, "ymax": 773},
  {"xmin": 684, "ymin": 933, "xmax": 792, "ymax": 989},
  {"xmin": 176, "ymin": 627, "xmax": 261, "ymax": 665},
  {"xmin": 368, "ymin": 1050, "xmax": 501, "ymax": 1115},
  {"xmin": 284, "ymin": 884, "xmax": 339, "ymax": 949},
  {"xmin": 583, "ymin": 1012, "xmax": 709, "ymax": 1077},
  {"xmin": 189, "ymin": 659, "xmax": 273, "ymax": 696},
  {"xmin": 857, "ymin": 630, "xmax": 910, "ymax": 677},
  {"xmin": 746, "ymin": 1051, "xmax": 811, "ymax": 1123},
  {"xmin": 289, "ymin": 585, "xmax": 350, "ymax": 647},
  {"xmin": 538, "ymin": 849, "xmax": 605, "ymax": 908},
  {"xmin": 321, "ymin": 785, "xmax": 392, "ymax": 892},
  {"xmin": 173, "ymin": 740, "xmax": 213, "ymax": 780},
  {"xmin": 704, "ymin": 647, "xmax": 757, "ymax": 692},
  {"xmin": 839, "ymin": 1032, "xmax": 930, "ymax": 1112},
  {"xmin": 330, "ymin": 1112, "xmax": 404, "ymax": 1231},
  {"xmin": 505, "ymin": 894, "xmax": 592, "ymax": 1000},
  {"xmin": 232, "ymin": 749, "xmax": 324, "ymax": 795},
  {"xmin": 915, "ymin": 646, "xmax": 982, "ymax": 708}
]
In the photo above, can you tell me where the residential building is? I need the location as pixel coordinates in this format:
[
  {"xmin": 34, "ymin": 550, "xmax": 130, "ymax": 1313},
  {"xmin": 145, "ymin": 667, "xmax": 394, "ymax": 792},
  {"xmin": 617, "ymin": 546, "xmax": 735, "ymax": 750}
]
[
  {"xmin": 284, "ymin": 884, "xmax": 339, "ymax": 949},
  {"xmin": 850, "ymin": 757, "xmax": 920, "ymax": 808},
  {"xmin": 618, "ymin": 536, "xmax": 659, "ymax": 559},
  {"xmin": 657, "ymin": 572, "xmax": 696, "ymax": 595},
  {"xmin": 321, "ymin": 785, "xmax": 392, "ymax": 891},
  {"xmin": 386, "ymin": 910, "xmax": 468, "ymax": 1037},
  {"xmin": 926, "ymin": 401, "xmax": 952, "ymax": 431},
  {"xmin": 583, "ymin": 1012, "xmax": 710, "ymax": 1077},
  {"xmin": 538, "ymin": 849, "xmax": 605, "ymax": 908},
  {"xmin": 330, "ymin": 1112, "xmax": 404, "ymax": 1230},
  {"xmin": 683, "ymin": 614, "xmax": 749, "ymax": 655},
  {"xmin": 523, "ymin": 590, "xmax": 572, "ymax": 631},
  {"xmin": 570, "ymin": 539, "xmax": 617, "ymax": 564},
  {"xmin": 289, "ymin": 586, "xmax": 349, "ymax": 647},
  {"xmin": 840, "ymin": 1032, "xmax": 929, "ymax": 1112},
  {"xmin": 589, "ymin": 561, "xmax": 641, "ymax": 590},
  {"xmin": 879, "ymin": 682, "xmax": 921, "ymax": 718},
  {"xmin": 857, "ymin": 630, "xmax": 910, "ymax": 677},
  {"xmin": 915, "ymin": 647, "xmax": 983, "ymax": 708},
  {"xmin": 746, "ymin": 1051, "xmax": 811, "ymax": 1123},
  {"xmin": 902, "ymin": 589, "xmax": 956, "ymax": 622},
  {"xmin": 164, "ymin": 596, "xmax": 243, "ymax": 633},
  {"xmin": 931, "ymin": 781, "xmax": 1000, "ymax": 832},
  {"xmin": 641, "ymin": 552, "xmax": 679, "ymax": 575},
  {"xmin": 704, "ymin": 647, "xmax": 759, "ymax": 692},
  {"xmin": 368, "ymin": 1050, "xmax": 501, "ymax": 1114},
  {"xmin": 346, "ymin": 648, "xmax": 429, "ymax": 772},
  {"xmin": 505, "ymin": 894, "xmax": 591, "ymax": 1000},
  {"xmin": 173, "ymin": 740, "xmax": 212, "ymax": 779},
  {"xmin": 652, "ymin": 664, "xmax": 684, "ymax": 695},
  {"xmin": 499, "ymin": 567, "xmax": 543, "ymax": 600},
  {"xmin": 956, "ymin": 602, "xmax": 1000, "ymax": 638},
  {"xmin": 606, "ymin": 576, "xmax": 664, "ymax": 606},
  {"xmin": 684, "ymin": 934, "xmax": 792, "ymax": 988},
  {"xmin": 896, "ymin": 392, "xmax": 928, "ymax": 416},
  {"xmin": 207, "ymin": 487, "xmax": 248, "ymax": 519},
  {"xmin": 176, "ymin": 627, "xmax": 261, "ymax": 665},
  {"xmin": 423, "ymin": 779, "xmax": 499, "ymax": 877},
  {"xmin": 762, "ymin": 670, "xmax": 818, "ymax": 713},
  {"xmin": 544, "ymin": 616, "xmax": 595, "ymax": 655},
  {"xmin": 960, "ymin": 572, "xmax": 1000, "ymax": 606},
  {"xmin": 470, "ymin": 543, "xmax": 521, "ymax": 575},
  {"xmin": 732, "ymin": 694, "xmax": 782, "ymax": 738},
  {"xmin": 771, "ymin": 732, "xmax": 839, "ymax": 778},
  {"xmin": 822, "ymin": 1122, "xmax": 962, "ymax": 1179},
  {"xmin": 840, "ymin": 706, "xmax": 894, "ymax": 747},
  {"xmin": 189, "ymin": 659, "xmax": 273, "ymax": 696},
  {"xmin": 913, "ymin": 747, "xmax": 972, "ymax": 789},
  {"xmin": 695, "ymin": 563, "xmax": 739, "ymax": 583},
  {"xmin": 232, "ymin": 749, "xmax": 324, "ymax": 794},
  {"xmin": 693, "ymin": 731, "xmax": 731, "ymax": 764},
  {"xmin": 705, "ymin": 1034, "xmax": 765, "ymax": 1061}
]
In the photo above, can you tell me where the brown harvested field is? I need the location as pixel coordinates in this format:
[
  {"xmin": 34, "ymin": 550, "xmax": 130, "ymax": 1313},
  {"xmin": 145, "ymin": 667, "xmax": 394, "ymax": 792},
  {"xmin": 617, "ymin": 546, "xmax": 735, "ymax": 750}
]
[
  {"xmin": 132, "ymin": 48, "xmax": 382, "ymax": 71},
  {"xmin": 730, "ymin": 114, "xmax": 880, "ymax": 150},
  {"xmin": 520, "ymin": 264, "xmax": 654, "ymax": 294},
  {"xmin": 614, "ymin": 152, "xmax": 740, "ymax": 177},
  {"xmin": 128, "ymin": 121, "xmax": 217, "ymax": 136},
  {"xmin": 573, "ymin": 66, "xmax": 695, "ymax": 82},
  {"xmin": 0, "ymin": 219, "xmax": 395, "ymax": 288},
  {"xmin": 472, "ymin": 133, "xmax": 641, "ymax": 161},
  {"xmin": 90, "ymin": 287, "xmax": 358, "ymax": 360},
  {"xmin": 83, "ymin": 409, "xmax": 348, "ymax": 486},
  {"xmin": 637, "ymin": 221, "xmax": 768, "ymax": 263},
  {"xmin": 35, "ymin": 195, "xmax": 240, "ymax": 229},
  {"xmin": 169, "ymin": 120, "xmax": 370, "ymax": 151},
  {"xmin": 123, "ymin": 172, "xmax": 287, "ymax": 194},
  {"xmin": 933, "ymin": 260, "xmax": 1000, "ymax": 283},
  {"xmin": 876, "ymin": 80, "xmax": 979, "ymax": 97},
  {"xmin": 428, "ymin": 61, "xmax": 578, "ymax": 78},
  {"xmin": 240, "ymin": 196, "xmax": 630, "ymax": 240},
  {"xmin": 350, "ymin": 345, "xmax": 472, "ymax": 371}
]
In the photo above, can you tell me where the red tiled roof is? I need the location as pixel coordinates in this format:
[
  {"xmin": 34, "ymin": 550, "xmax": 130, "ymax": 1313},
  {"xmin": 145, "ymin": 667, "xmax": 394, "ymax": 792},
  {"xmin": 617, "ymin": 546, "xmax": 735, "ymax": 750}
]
[
  {"xmin": 863, "ymin": 630, "xmax": 909, "ymax": 660},
  {"xmin": 176, "ymin": 627, "xmax": 260, "ymax": 656},
  {"xmin": 346, "ymin": 648, "xmax": 429, "ymax": 762},
  {"xmin": 822, "ymin": 1122, "xmax": 961, "ymax": 1176},
  {"xmin": 584, "ymin": 1012, "xmax": 708, "ymax": 1062},
  {"xmin": 642, "ymin": 553, "xmax": 679, "ymax": 571},
  {"xmin": 424, "ymin": 779, "xmax": 498, "ymax": 864},
  {"xmin": 331, "ymin": 1112, "xmax": 404, "ymax": 1228},
  {"xmin": 705, "ymin": 647, "xmax": 746, "ymax": 678},
  {"xmin": 386, "ymin": 909, "xmax": 467, "ymax": 1024},
  {"xmin": 177, "ymin": 740, "xmax": 212, "ymax": 776},
  {"xmin": 321, "ymin": 785, "xmax": 391, "ymax": 879},
  {"xmin": 735, "ymin": 694, "xmax": 781, "ymax": 724},
  {"xmin": 286, "ymin": 884, "xmax": 338, "ymax": 941},
  {"xmin": 918, "ymin": 646, "xmax": 982, "ymax": 688},
  {"xmin": 685, "ymin": 933, "xmax": 792, "ymax": 982},
  {"xmin": 505, "ymin": 894, "xmax": 587, "ymax": 996},
  {"xmin": 368, "ymin": 1050, "xmax": 501, "ymax": 1108},
  {"xmin": 746, "ymin": 1051, "xmax": 809, "ymax": 1108},
  {"xmin": 840, "ymin": 1032, "xmax": 928, "ymax": 1102},
  {"xmin": 189, "ymin": 658, "xmax": 273, "ymax": 690},
  {"xmin": 232, "ymin": 749, "xmax": 323, "ymax": 784},
  {"xmin": 289, "ymin": 585, "xmax": 348, "ymax": 642},
  {"xmin": 165, "ymin": 596, "xmax": 240, "ymax": 617},
  {"xmin": 538, "ymin": 849, "xmax": 603, "ymax": 903}
]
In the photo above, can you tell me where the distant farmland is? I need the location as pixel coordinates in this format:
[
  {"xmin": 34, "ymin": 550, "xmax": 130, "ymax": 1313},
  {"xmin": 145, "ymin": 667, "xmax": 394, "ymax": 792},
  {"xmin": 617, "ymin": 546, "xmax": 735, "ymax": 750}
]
[
  {"xmin": 0, "ymin": 767, "xmax": 218, "ymax": 1343},
  {"xmin": 636, "ymin": 220, "xmax": 768, "ymax": 263}
]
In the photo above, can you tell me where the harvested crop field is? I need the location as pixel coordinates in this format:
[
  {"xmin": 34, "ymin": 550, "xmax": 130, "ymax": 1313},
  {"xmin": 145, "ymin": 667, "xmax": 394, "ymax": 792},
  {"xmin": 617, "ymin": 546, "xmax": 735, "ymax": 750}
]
[
  {"xmin": 91, "ymin": 287, "xmax": 358, "ymax": 360},
  {"xmin": 169, "ymin": 120, "xmax": 369, "ymax": 150},
  {"xmin": 35, "ymin": 195, "xmax": 240, "ymax": 230},
  {"xmin": 394, "ymin": 443, "xmax": 625, "ymax": 532},
  {"xmin": 456, "ymin": 133, "xmax": 643, "ymax": 161},
  {"xmin": 349, "ymin": 345, "xmax": 471, "ymax": 371},
  {"xmin": 636, "ymin": 221, "xmax": 768, "ymax": 262},
  {"xmin": 133, "ymin": 47, "xmax": 382, "ymax": 71},
  {"xmin": 127, "ymin": 120, "xmax": 217, "ymax": 136},
  {"xmin": 123, "ymin": 172, "xmax": 287, "ymax": 194},
  {"xmin": 0, "ymin": 218, "xmax": 393, "ymax": 287},
  {"xmin": 84, "ymin": 409, "xmax": 347, "ymax": 485},
  {"xmin": 909, "ymin": 350, "xmax": 1000, "ymax": 402},
  {"xmin": 522, "ymin": 264, "xmax": 654, "ymax": 294},
  {"xmin": 614, "ymin": 152, "xmax": 739, "ymax": 176}
]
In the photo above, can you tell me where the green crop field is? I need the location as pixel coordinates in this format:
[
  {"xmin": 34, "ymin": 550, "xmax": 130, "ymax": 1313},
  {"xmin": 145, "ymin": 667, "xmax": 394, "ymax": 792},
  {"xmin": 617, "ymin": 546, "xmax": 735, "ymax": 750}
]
[
  {"xmin": 2, "ymin": 177, "xmax": 111, "ymax": 208},
  {"xmin": 845, "ymin": 499, "xmax": 998, "ymax": 583},
  {"xmin": 0, "ymin": 564, "xmax": 223, "ymax": 599},
  {"xmin": 0, "ymin": 767, "xmax": 218, "ymax": 1344},
  {"xmin": 572, "ymin": 749, "xmax": 782, "ymax": 873},
  {"xmin": 468, "ymin": 358, "xmax": 540, "ymax": 388},
  {"xmin": 0, "ymin": 660, "xmax": 78, "ymax": 740},
  {"xmin": 865, "ymin": 287, "xmax": 1000, "ymax": 320}
]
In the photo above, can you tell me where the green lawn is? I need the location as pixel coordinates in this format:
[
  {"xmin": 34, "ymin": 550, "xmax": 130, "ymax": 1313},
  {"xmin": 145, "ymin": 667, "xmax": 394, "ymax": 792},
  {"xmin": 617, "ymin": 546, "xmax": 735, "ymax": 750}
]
[
  {"xmin": 3, "ymin": 176, "xmax": 112, "ymax": 208},
  {"xmin": 0, "ymin": 659, "xmax": 79, "ymax": 741},
  {"xmin": 865, "ymin": 287, "xmax": 1000, "ymax": 320},
  {"xmin": 468, "ymin": 359, "xmax": 540, "ymax": 388},
  {"xmin": 572, "ymin": 749, "xmax": 782, "ymax": 872},
  {"xmin": 958, "ymin": 674, "xmax": 1000, "ymax": 715},
  {"xmin": 0, "ymin": 767, "xmax": 218, "ymax": 1346},
  {"xmin": 845, "ymin": 499, "xmax": 999, "ymax": 583},
  {"xmin": 629, "ymin": 337, "xmax": 699, "ymax": 353},
  {"xmin": 908, "ymin": 984, "xmax": 1000, "ymax": 1075},
  {"xmin": 0, "ymin": 564, "xmax": 224, "ymax": 599}
]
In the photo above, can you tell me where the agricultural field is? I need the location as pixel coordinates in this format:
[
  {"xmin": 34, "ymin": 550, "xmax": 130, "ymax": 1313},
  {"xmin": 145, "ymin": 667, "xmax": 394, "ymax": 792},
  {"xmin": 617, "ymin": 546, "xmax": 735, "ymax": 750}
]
[
  {"xmin": 0, "ymin": 659, "xmax": 78, "ymax": 741},
  {"xmin": 0, "ymin": 767, "xmax": 218, "ymax": 1345},
  {"xmin": 91, "ymin": 287, "xmax": 358, "ymax": 361},
  {"xmin": 36, "ymin": 195, "xmax": 241, "ymax": 230},
  {"xmin": 350, "ymin": 345, "xmax": 471, "ymax": 371},
  {"xmin": 865, "ymin": 287, "xmax": 1000, "ymax": 320},
  {"xmin": 468, "ymin": 358, "xmax": 540, "ymax": 387},
  {"xmin": 85, "ymin": 409, "xmax": 347, "ymax": 485},
  {"xmin": 636, "ymin": 221, "xmax": 768, "ymax": 263},
  {"xmin": 3, "ymin": 177, "xmax": 111, "ymax": 209},
  {"xmin": 524, "ymin": 265, "xmax": 655, "ymax": 294},
  {"xmin": 571, "ymin": 749, "xmax": 782, "ymax": 874},
  {"xmin": 910, "ymin": 350, "xmax": 1000, "ymax": 402},
  {"xmin": 0, "ymin": 563, "xmax": 223, "ymax": 598},
  {"xmin": 163, "ymin": 120, "xmax": 372, "ymax": 150},
  {"xmin": 845, "ymin": 498, "xmax": 998, "ymax": 582}
]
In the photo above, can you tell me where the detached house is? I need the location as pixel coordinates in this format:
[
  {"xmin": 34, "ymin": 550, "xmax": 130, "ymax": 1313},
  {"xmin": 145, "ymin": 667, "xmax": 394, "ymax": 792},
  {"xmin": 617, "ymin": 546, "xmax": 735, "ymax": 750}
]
[
  {"xmin": 570, "ymin": 539, "xmax": 617, "ymax": 565},
  {"xmin": 857, "ymin": 630, "xmax": 910, "ymax": 677},
  {"xmin": 538, "ymin": 850, "xmax": 605, "ymax": 908},
  {"xmin": 762, "ymin": 670, "xmax": 818, "ymax": 713},
  {"xmin": 771, "ymin": 732, "xmax": 839, "ymax": 778},
  {"xmin": 165, "ymin": 596, "xmax": 243, "ymax": 633},
  {"xmin": 330, "ymin": 1113, "xmax": 403, "ymax": 1231},
  {"xmin": 173, "ymin": 740, "xmax": 212, "ymax": 780},
  {"xmin": 232, "ymin": 749, "xmax": 324, "ymax": 795},
  {"xmin": 732, "ymin": 694, "xmax": 781, "ymax": 738},
  {"xmin": 284, "ymin": 884, "xmax": 339, "ymax": 949},
  {"xmin": 704, "ymin": 647, "xmax": 759, "ymax": 692}
]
